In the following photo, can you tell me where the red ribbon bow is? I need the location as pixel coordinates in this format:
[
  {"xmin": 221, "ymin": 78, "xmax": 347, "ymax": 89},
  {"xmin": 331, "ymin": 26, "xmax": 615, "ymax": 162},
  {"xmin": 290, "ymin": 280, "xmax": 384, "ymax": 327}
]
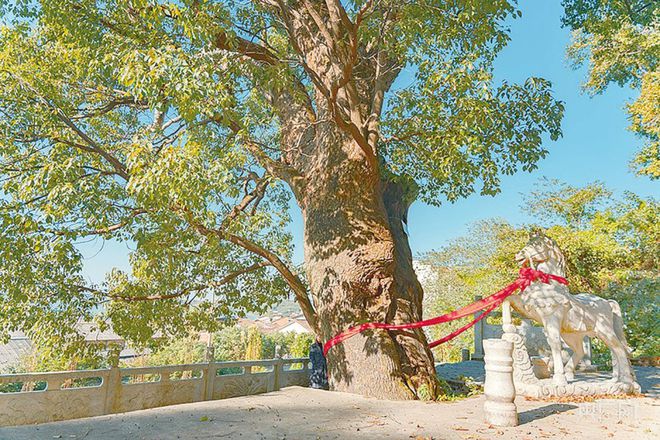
[{"xmin": 323, "ymin": 267, "xmax": 567, "ymax": 356}]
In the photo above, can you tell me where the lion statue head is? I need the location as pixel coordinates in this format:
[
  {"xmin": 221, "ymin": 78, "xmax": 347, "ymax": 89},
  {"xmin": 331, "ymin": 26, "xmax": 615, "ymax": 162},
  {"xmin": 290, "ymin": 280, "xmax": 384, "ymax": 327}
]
[{"xmin": 515, "ymin": 231, "xmax": 566, "ymax": 273}]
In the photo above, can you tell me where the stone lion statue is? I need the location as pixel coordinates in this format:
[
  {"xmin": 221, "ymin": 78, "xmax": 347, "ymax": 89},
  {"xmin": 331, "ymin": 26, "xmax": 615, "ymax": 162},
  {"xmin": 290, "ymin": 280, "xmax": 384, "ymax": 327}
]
[{"xmin": 503, "ymin": 232, "xmax": 636, "ymax": 386}]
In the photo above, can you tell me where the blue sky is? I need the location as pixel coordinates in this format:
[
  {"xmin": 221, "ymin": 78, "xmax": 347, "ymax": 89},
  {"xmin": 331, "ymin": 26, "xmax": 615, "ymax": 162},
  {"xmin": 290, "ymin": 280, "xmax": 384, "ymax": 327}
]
[
  {"xmin": 79, "ymin": 1, "xmax": 657, "ymax": 282},
  {"xmin": 402, "ymin": 1, "xmax": 657, "ymax": 259}
]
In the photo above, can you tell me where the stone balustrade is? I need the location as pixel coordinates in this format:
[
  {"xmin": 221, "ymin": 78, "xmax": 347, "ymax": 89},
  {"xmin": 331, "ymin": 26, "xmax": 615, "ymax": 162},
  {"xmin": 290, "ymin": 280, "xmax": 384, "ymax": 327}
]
[{"xmin": 0, "ymin": 358, "xmax": 310, "ymax": 427}]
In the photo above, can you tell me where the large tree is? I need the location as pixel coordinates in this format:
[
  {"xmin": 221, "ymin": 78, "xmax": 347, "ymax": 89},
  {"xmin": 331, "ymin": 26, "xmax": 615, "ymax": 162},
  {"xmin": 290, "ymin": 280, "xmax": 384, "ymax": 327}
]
[{"xmin": 0, "ymin": 0, "xmax": 563, "ymax": 399}]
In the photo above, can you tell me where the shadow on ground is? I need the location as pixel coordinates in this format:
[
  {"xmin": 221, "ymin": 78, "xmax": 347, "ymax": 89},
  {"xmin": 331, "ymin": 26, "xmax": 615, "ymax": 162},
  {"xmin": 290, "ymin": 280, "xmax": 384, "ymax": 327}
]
[{"xmin": 518, "ymin": 403, "xmax": 578, "ymax": 424}]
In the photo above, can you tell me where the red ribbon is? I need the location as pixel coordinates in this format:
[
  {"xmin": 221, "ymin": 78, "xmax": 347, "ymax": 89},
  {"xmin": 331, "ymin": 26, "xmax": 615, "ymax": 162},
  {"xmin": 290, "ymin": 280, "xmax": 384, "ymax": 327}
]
[{"xmin": 323, "ymin": 267, "xmax": 567, "ymax": 356}]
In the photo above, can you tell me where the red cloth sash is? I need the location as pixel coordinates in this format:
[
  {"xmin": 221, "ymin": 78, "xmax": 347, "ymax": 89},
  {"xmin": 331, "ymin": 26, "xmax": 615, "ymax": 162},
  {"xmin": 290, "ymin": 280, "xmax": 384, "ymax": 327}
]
[{"xmin": 323, "ymin": 267, "xmax": 567, "ymax": 356}]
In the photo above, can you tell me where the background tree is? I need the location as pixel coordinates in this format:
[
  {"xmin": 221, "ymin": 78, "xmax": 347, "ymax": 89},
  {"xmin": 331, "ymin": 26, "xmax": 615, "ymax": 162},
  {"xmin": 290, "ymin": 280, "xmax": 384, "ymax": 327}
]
[
  {"xmin": 420, "ymin": 180, "xmax": 658, "ymax": 363},
  {"xmin": 142, "ymin": 334, "xmax": 206, "ymax": 367},
  {"xmin": 261, "ymin": 330, "xmax": 314, "ymax": 359},
  {"xmin": 130, "ymin": 326, "xmax": 314, "ymax": 365},
  {"xmin": 213, "ymin": 326, "xmax": 249, "ymax": 362},
  {"xmin": 244, "ymin": 326, "xmax": 263, "ymax": 362},
  {"xmin": 420, "ymin": 220, "xmax": 525, "ymax": 362},
  {"xmin": 561, "ymin": 0, "xmax": 659, "ymax": 178},
  {"xmin": 0, "ymin": 1, "xmax": 563, "ymax": 399}
]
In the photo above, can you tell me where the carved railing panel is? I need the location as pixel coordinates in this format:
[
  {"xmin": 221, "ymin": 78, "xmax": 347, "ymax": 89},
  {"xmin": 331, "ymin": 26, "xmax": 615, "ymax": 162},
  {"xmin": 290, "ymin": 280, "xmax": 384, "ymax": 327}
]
[{"xmin": 0, "ymin": 358, "xmax": 310, "ymax": 427}]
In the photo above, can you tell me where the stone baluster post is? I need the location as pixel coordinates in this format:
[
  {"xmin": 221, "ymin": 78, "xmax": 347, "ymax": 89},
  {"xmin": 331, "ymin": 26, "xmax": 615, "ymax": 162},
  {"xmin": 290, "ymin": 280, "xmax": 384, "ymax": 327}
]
[
  {"xmin": 272, "ymin": 359, "xmax": 282, "ymax": 392},
  {"xmin": 501, "ymin": 299, "xmax": 516, "ymax": 334},
  {"xmin": 483, "ymin": 338, "xmax": 518, "ymax": 427},
  {"xmin": 472, "ymin": 295, "xmax": 484, "ymax": 360},
  {"xmin": 104, "ymin": 366, "xmax": 121, "ymax": 414},
  {"xmin": 582, "ymin": 336, "xmax": 593, "ymax": 369},
  {"xmin": 203, "ymin": 362, "xmax": 216, "ymax": 401}
]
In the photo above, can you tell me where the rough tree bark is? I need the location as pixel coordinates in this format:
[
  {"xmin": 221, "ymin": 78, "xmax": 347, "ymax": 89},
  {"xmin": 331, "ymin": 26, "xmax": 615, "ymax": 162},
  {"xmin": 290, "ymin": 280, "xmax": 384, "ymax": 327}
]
[{"xmin": 289, "ymin": 122, "xmax": 437, "ymax": 399}]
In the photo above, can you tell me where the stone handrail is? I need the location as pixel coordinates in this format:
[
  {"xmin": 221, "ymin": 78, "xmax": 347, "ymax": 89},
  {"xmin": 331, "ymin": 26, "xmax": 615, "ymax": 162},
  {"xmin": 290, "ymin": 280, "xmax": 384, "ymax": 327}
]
[{"xmin": 0, "ymin": 358, "xmax": 310, "ymax": 427}]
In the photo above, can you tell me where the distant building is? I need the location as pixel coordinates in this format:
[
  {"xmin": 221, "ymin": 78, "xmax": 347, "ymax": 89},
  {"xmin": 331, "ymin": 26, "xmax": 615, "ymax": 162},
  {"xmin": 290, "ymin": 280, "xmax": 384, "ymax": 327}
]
[
  {"xmin": 0, "ymin": 324, "xmax": 159, "ymax": 371},
  {"xmin": 413, "ymin": 261, "xmax": 437, "ymax": 284},
  {"xmin": 237, "ymin": 313, "xmax": 311, "ymax": 335},
  {"xmin": 0, "ymin": 332, "xmax": 32, "ymax": 371}
]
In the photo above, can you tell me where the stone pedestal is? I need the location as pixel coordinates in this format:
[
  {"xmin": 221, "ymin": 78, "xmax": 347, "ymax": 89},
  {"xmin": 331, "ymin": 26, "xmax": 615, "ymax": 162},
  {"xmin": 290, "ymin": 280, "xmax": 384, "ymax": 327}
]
[
  {"xmin": 483, "ymin": 338, "xmax": 518, "ymax": 427},
  {"xmin": 502, "ymin": 326, "xmax": 641, "ymax": 398}
]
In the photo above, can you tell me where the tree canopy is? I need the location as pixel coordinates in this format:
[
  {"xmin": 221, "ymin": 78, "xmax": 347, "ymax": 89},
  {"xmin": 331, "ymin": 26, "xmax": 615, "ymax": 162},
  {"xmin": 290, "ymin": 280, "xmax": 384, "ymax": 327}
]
[
  {"xmin": 0, "ymin": 0, "xmax": 565, "ymax": 358},
  {"xmin": 562, "ymin": 0, "xmax": 659, "ymax": 178}
]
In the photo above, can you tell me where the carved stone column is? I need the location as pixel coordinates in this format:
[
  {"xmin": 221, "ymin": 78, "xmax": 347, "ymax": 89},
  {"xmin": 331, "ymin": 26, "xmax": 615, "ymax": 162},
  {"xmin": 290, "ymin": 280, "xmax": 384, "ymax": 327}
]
[
  {"xmin": 483, "ymin": 338, "xmax": 518, "ymax": 427},
  {"xmin": 472, "ymin": 295, "xmax": 485, "ymax": 360}
]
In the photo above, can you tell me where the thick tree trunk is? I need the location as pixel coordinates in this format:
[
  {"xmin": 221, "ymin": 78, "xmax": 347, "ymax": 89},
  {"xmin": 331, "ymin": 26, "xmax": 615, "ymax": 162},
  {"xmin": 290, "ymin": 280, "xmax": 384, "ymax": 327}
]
[
  {"xmin": 296, "ymin": 126, "xmax": 438, "ymax": 400},
  {"xmin": 263, "ymin": 12, "xmax": 437, "ymax": 398}
]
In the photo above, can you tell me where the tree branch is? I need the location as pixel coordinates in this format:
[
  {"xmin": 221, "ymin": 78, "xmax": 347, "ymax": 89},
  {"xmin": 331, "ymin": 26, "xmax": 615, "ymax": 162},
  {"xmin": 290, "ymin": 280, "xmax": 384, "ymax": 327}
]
[
  {"xmin": 9, "ymin": 73, "xmax": 130, "ymax": 180},
  {"xmin": 52, "ymin": 109, "xmax": 130, "ymax": 181},
  {"xmin": 221, "ymin": 172, "xmax": 269, "ymax": 229},
  {"xmin": 84, "ymin": 209, "xmax": 147, "ymax": 236},
  {"xmin": 174, "ymin": 204, "xmax": 319, "ymax": 334},
  {"xmin": 225, "ymin": 120, "xmax": 306, "ymax": 192},
  {"xmin": 73, "ymin": 95, "xmax": 148, "ymax": 119},
  {"xmin": 76, "ymin": 262, "xmax": 271, "ymax": 302},
  {"xmin": 302, "ymin": 0, "xmax": 337, "ymax": 53},
  {"xmin": 225, "ymin": 232, "xmax": 319, "ymax": 334},
  {"xmin": 324, "ymin": 0, "xmax": 353, "ymax": 32},
  {"xmin": 214, "ymin": 31, "xmax": 281, "ymax": 65}
]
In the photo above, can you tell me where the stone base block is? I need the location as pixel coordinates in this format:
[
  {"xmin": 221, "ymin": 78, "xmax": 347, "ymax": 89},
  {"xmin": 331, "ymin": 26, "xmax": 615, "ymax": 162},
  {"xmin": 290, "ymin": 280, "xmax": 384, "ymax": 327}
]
[
  {"xmin": 484, "ymin": 400, "xmax": 518, "ymax": 427},
  {"xmin": 516, "ymin": 378, "xmax": 641, "ymax": 399}
]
